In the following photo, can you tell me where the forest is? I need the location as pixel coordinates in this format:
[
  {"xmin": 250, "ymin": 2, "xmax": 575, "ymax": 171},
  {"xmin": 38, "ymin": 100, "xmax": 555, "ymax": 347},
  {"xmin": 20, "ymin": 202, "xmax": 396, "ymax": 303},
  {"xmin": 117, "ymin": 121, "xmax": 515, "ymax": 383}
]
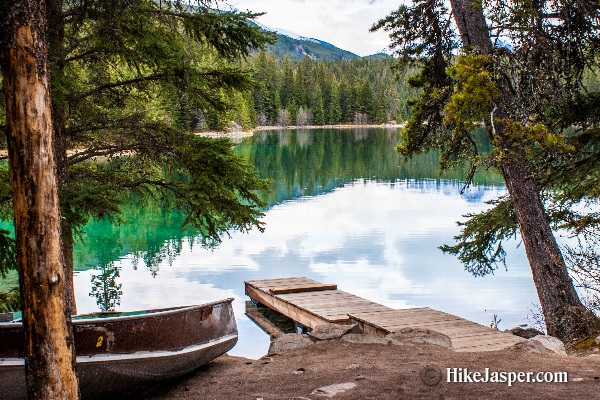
[
  {"xmin": 1, "ymin": 0, "xmax": 600, "ymax": 398},
  {"xmin": 195, "ymin": 52, "xmax": 420, "ymax": 131}
]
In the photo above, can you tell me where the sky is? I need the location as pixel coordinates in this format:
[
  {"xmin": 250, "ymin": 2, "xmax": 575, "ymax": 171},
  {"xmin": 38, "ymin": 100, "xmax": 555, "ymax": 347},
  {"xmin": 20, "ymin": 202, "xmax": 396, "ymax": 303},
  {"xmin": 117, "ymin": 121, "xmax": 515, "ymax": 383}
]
[{"xmin": 228, "ymin": 0, "xmax": 401, "ymax": 57}]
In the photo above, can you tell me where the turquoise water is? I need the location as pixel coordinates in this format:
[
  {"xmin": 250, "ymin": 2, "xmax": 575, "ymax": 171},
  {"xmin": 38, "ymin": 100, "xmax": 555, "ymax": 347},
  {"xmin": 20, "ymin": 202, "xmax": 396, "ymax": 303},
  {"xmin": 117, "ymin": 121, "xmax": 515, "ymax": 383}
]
[{"xmin": 67, "ymin": 128, "xmax": 537, "ymax": 358}]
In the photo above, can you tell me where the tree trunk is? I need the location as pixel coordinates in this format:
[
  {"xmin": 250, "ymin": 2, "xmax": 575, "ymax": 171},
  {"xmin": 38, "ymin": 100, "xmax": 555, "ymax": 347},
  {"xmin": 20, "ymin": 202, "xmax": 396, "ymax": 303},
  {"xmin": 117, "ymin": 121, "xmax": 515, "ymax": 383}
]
[
  {"xmin": 500, "ymin": 156, "xmax": 597, "ymax": 339},
  {"xmin": 449, "ymin": 0, "xmax": 598, "ymax": 340},
  {"xmin": 47, "ymin": 0, "xmax": 77, "ymax": 316},
  {"xmin": 0, "ymin": 1, "xmax": 79, "ymax": 398}
]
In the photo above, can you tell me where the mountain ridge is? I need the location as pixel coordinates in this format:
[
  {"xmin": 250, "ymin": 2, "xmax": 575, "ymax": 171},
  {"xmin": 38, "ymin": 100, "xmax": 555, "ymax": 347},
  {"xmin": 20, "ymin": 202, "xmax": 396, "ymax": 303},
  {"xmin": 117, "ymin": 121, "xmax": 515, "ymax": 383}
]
[{"xmin": 257, "ymin": 23, "xmax": 386, "ymax": 61}]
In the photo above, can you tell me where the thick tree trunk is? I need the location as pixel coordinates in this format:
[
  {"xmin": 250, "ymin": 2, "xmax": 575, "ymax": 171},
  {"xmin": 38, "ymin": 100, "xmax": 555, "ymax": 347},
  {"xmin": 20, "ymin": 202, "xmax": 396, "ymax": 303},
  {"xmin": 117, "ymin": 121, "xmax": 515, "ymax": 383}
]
[
  {"xmin": 47, "ymin": 0, "xmax": 77, "ymax": 316},
  {"xmin": 449, "ymin": 0, "xmax": 598, "ymax": 340},
  {"xmin": 0, "ymin": 1, "xmax": 79, "ymax": 398},
  {"xmin": 500, "ymin": 156, "xmax": 596, "ymax": 338}
]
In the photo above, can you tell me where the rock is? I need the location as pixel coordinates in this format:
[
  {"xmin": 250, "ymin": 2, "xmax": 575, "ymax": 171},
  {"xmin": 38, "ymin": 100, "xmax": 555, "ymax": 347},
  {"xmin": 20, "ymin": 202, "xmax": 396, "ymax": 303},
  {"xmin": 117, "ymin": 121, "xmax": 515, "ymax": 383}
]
[
  {"xmin": 341, "ymin": 333, "xmax": 396, "ymax": 345},
  {"xmin": 227, "ymin": 121, "xmax": 242, "ymax": 133},
  {"xmin": 268, "ymin": 334, "xmax": 314, "ymax": 355},
  {"xmin": 507, "ymin": 340, "xmax": 547, "ymax": 354},
  {"xmin": 311, "ymin": 382, "xmax": 357, "ymax": 398},
  {"xmin": 509, "ymin": 326, "xmax": 545, "ymax": 339},
  {"xmin": 386, "ymin": 328, "xmax": 453, "ymax": 349},
  {"xmin": 308, "ymin": 323, "xmax": 359, "ymax": 341},
  {"xmin": 530, "ymin": 335, "xmax": 567, "ymax": 356}
]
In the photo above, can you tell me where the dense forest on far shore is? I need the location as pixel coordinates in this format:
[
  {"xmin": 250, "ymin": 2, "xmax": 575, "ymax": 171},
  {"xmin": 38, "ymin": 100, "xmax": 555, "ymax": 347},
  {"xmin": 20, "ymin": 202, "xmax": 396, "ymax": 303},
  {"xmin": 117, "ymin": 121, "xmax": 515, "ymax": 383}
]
[
  {"xmin": 193, "ymin": 50, "xmax": 600, "ymax": 133},
  {"xmin": 194, "ymin": 51, "xmax": 420, "ymax": 132}
]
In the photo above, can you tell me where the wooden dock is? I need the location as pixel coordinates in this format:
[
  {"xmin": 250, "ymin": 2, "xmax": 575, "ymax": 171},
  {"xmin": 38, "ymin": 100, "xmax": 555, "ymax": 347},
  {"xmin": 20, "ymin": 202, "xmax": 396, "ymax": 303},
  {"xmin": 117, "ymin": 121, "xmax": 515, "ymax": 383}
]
[
  {"xmin": 245, "ymin": 277, "xmax": 392, "ymax": 328},
  {"xmin": 245, "ymin": 277, "xmax": 524, "ymax": 352}
]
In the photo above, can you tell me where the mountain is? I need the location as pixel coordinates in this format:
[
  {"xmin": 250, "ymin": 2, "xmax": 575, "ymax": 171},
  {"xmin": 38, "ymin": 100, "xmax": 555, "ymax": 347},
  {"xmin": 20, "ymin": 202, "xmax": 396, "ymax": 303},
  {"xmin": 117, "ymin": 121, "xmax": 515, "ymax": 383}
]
[
  {"xmin": 362, "ymin": 53, "xmax": 391, "ymax": 61},
  {"xmin": 258, "ymin": 24, "xmax": 360, "ymax": 61}
]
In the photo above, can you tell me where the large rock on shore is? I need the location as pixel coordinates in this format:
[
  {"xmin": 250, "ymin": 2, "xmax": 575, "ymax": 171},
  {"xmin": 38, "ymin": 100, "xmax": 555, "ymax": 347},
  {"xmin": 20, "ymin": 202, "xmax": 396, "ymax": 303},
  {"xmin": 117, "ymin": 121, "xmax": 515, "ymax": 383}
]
[
  {"xmin": 341, "ymin": 333, "xmax": 398, "ymax": 346},
  {"xmin": 308, "ymin": 323, "xmax": 359, "ymax": 341},
  {"xmin": 508, "ymin": 339, "xmax": 548, "ymax": 354},
  {"xmin": 530, "ymin": 335, "xmax": 567, "ymax": 356},
  {"xmin": 268, "ymin": 333, "xmax": 314, "ymax": 355},
  {"xmin": 509, "ymin": 326, "xmax": 545, "ymax": 339},
  {"xmin": 386, "ymin": 327, "xmax": 453, "ymax": 349}
]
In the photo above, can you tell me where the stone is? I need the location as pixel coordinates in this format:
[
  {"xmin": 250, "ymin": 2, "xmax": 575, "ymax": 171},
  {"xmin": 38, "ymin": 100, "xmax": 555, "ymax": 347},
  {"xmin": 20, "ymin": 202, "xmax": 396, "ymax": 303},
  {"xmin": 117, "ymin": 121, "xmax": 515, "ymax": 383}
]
[
  {"xmin": 341, "ymin": 333, "xmax": 396, "ymax": 345},
  {"xmin": 311, "ymin": 382, "xmax": 357, "ymax": 398},
  {"xmin": 386, "ymin": 328, "xmax": 453, "ymax": 349},
  {"xmin": 509, "ymin": 326, "xmax": 545, "ymax": 339},
  {"xmin": 530, "ymin": 335, "xmax": 567, "ymax": 356},
  {"xmin": 507, "ymin": 340, "xmax": 547, "ymax": 354},
  {"xmin": 308, "ymin": 323, "xmax": 359, "ymax": 341},
  {"xmin": 268, "ymin": 334, "xmax": 314, "ymax": 355},
  {"xmin": 227, "ymin": 121, "xmax": 242, "ymax": 133},
  {"xmin": 293, "ymin": 368, "xmax": 306, "ymax": 375}
]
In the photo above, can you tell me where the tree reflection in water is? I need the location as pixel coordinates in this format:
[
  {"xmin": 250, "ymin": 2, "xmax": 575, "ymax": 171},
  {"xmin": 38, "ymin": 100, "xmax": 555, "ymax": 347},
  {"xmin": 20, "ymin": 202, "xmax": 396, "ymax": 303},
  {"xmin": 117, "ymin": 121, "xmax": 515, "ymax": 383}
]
[{"xmin": 89, "ymin": 262, "xmax": 122, "ymax": 312}]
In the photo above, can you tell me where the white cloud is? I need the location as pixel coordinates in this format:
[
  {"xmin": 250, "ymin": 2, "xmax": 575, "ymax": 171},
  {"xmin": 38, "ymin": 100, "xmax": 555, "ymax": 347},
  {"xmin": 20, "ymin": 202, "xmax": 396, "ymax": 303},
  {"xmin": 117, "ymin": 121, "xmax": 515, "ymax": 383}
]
[{"xmin": 229, "ymin": 0, "xmax": 399, "ymax": 56}]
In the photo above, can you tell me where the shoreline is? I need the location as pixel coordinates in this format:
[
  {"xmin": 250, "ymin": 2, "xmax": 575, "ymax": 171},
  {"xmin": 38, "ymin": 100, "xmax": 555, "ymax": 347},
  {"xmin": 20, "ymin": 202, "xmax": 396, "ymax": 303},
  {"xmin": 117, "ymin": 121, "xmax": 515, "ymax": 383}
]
[
  {"xmin": 145, "ymin": 337, "xmax": 600, "ymax": 399},
  {"xmin": 196, "ymin": 122, "xmax": 405, "ymax": 139}
]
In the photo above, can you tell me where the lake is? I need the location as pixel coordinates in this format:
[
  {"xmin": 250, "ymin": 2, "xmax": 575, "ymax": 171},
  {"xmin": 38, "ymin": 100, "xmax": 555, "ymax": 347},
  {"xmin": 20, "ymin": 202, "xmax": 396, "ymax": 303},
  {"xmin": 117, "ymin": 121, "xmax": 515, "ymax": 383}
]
[{"xmin": 71, "ymin": 127, "xmax": 540, "ymax": 359}]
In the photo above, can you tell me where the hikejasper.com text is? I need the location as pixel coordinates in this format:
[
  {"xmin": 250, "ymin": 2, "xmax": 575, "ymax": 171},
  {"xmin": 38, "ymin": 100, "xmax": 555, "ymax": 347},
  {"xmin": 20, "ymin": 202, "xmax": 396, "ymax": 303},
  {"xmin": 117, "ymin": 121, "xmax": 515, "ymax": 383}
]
[{"xmin": 447, "ymin": 368, "xmax": 568, "ymax": 386}]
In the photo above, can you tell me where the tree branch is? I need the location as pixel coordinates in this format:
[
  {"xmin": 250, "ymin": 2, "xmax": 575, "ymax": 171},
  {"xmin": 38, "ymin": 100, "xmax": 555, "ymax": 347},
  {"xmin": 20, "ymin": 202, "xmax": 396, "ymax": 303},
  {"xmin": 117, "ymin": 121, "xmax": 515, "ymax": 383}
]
[{"xmin": 66, "ymin": 73, "xmax": 166, "ymax": 102}]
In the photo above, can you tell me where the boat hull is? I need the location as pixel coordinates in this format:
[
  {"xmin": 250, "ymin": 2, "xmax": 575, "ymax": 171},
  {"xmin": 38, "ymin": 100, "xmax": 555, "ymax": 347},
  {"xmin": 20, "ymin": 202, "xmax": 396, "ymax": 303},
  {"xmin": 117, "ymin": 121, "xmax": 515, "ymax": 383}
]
[{"xmin": 0, "ymin": 299, "xmax": 237, "ymax": 399}]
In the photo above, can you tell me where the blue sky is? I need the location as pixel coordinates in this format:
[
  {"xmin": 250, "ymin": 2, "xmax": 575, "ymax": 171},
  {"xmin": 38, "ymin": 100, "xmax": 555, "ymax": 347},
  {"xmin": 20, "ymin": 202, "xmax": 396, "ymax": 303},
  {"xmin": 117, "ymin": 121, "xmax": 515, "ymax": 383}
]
[{"xmin": 228, "ymin": 0, "xmax": 401, "ymax": 56}]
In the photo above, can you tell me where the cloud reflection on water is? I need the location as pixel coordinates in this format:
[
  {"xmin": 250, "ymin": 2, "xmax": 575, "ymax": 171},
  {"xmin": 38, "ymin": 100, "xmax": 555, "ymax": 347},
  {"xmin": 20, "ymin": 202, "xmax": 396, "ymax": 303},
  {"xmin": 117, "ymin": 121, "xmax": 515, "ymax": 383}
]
[{"xmin": 74, "ymin": 179, "xmax": 538, "ymax": 359}]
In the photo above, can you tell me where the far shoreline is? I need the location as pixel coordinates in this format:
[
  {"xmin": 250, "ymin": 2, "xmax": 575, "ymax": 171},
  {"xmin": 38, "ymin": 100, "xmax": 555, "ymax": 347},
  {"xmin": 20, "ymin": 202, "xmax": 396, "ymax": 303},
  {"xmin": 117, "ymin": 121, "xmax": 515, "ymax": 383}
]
[{"xmin": 197, "ymin": 122, "xmax": 406, "ymax": 139}]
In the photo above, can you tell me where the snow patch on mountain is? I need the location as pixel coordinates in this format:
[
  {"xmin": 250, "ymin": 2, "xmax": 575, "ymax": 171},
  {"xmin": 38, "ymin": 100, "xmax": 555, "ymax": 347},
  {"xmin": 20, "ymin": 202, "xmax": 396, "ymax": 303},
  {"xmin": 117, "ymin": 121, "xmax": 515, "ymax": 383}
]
[{"xmin": 261, "ymin": 24, "xmax": 334, "ymax": 48}]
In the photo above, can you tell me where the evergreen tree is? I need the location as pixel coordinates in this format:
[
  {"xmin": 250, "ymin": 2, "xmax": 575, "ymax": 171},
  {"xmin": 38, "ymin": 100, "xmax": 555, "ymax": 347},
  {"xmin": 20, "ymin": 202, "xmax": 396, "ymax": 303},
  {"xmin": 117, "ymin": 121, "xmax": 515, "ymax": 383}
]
[
  {"xmin": 311, "ymin": 84, "xmax": 326, "ymax": 125},
  {"xmin": 1, "ymin": 1, "xmax": 79, "ymax": 397},
  {"xmin": 374, "ymin": 0, "xmax": 600, "ymax": 340},
  {"xmin": 0, "ymin": 0, "xmax": 276, "ymax": 315},
  {"xmin": 328, "ymin": 80, "xmax": 342, "ymax": 124},
  {"xmin": 280, "ymin": 56, "xmax": 295, "ymax": 108}
]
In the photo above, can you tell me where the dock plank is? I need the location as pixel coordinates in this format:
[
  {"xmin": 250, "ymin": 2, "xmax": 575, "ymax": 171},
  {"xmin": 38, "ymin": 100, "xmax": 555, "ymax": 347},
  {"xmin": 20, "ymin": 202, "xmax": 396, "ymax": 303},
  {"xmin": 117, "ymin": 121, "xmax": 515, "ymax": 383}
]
[
  {"xmin": 246, "ymin": 278, "xmax": 524, "ymax": 352},
  {"xmin": 269, "ymin": 284, "xmax": 337, "ymax": 295}
]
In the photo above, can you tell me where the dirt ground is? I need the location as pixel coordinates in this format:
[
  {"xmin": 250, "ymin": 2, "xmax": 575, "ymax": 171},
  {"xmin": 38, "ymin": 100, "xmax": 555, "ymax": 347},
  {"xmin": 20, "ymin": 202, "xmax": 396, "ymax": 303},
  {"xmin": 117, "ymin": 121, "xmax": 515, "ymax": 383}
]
[{"xmin": 144, "ymin": 340, "xmax": 600, "ymax": 400}]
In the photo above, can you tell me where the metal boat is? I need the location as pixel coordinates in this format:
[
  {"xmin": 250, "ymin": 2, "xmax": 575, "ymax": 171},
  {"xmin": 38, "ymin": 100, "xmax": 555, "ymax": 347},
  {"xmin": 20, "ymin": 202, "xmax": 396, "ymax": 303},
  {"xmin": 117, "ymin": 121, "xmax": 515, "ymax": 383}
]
[{"xmin": 0, "ymin": 298, "xmax": 237, "ymax": 399}]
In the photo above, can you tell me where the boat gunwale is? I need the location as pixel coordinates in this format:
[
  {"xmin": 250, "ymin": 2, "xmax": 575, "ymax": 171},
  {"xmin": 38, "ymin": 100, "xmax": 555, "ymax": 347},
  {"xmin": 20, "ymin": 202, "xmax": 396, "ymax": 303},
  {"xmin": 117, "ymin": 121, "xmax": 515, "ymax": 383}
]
[
  {"xmin": 0, "ymin": 298, "xmax": 234, "ymax": 326},
  {"xmin": 0, "ymin": 332, "xmax": 238, "ymax": 367}
]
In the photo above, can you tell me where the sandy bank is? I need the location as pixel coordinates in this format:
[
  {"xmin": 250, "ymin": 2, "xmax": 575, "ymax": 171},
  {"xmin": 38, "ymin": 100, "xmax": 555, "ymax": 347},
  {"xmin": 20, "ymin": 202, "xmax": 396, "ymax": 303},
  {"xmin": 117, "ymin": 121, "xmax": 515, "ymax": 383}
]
[{"xmin": 144, "ymin": 339, "xmax": 600, "ymax": 399}]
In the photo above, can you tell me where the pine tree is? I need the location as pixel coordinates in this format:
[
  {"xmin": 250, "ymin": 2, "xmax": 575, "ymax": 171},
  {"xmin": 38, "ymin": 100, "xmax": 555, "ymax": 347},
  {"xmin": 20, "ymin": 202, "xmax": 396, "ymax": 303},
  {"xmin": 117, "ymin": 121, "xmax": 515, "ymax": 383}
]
[
  {"xmin": 0, "ymin": 0, "xmax": 276, "ymax": 315},
  {"xmin": 374, "ymin": 0, "xmax": 600, "ymax": 340},
  {"xmin": 311, "ymin": 84, "xmax": 326, "ymax": 125},
  {"xmin": 328, "ymin": 80, "xmax": 342, "ymax": 124},
  {"xmin": 1, "ymin": 1, "xmax": 79, "ymax": 397}
]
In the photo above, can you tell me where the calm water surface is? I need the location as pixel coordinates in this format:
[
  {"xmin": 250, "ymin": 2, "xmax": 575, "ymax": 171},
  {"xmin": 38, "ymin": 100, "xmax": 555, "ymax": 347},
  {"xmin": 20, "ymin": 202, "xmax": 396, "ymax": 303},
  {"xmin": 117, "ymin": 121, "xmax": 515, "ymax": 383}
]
[{"xmin": 72, "ymin": 128, "xmax": 539, "ymax": 358}]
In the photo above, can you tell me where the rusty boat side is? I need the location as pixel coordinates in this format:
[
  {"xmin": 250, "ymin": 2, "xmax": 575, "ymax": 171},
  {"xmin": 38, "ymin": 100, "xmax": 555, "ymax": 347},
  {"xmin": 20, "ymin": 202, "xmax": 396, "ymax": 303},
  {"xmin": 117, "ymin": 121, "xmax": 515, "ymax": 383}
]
[{"xmin": 0, "ymin": 298, "xmax": 238, "ymax": 399}]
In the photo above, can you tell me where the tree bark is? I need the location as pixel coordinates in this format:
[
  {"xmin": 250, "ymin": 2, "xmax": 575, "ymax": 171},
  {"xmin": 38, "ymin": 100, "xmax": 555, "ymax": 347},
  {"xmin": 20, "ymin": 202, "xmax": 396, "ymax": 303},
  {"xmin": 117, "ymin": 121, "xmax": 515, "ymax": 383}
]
[
  {"xmin": 0, "ymin": 1, "xmax": 79, "ymax": 398},
  {"xmin": 47, "ymin": 0, "xmax": 77, "ymax": 316},
  {"xmin": 449, "ymin": 0, "xmax": 597, "ymax": 340}
]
